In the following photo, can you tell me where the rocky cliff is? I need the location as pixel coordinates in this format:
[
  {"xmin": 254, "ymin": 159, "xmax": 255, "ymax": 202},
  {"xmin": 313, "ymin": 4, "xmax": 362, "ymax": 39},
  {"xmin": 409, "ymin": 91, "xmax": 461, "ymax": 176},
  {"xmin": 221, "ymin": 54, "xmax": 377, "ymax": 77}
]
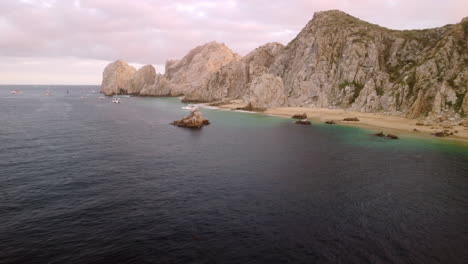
[{"xmin": 101, "ymin": 10, "xmax": 468, "ymax": 119}]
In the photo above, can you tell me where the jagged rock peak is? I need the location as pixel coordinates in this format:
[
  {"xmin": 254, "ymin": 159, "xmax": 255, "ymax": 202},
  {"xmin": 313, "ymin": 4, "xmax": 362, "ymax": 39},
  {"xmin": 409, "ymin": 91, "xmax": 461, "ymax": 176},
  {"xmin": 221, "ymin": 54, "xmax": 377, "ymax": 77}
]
[{"xmin": 164, "ymin": 41, "xmax": 241, "ymax": 96}]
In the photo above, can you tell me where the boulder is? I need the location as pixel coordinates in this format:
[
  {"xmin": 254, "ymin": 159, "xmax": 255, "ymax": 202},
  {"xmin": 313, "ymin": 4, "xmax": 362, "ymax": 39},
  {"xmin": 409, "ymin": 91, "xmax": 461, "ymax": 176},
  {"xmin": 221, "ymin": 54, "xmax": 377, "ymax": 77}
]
[
  {"xmin": 171, "ymin": 109, "xmax": 210, "ymax": 129},
  {"xmin": 292, "ymin": 113, "xmax": 307, "ymax": 119},
  {"xmin": 343, "ymin": 117, "xmax": 360, "ymax": 121},
  {"xmin": 325, "ymin": 120, "xmax": 336, "ymax": 124},
  {"xmin": 386, "ymin": 134, "xmax": 399, "ymax": 139},
  {"xmin": 432, "ymin": 131, "xmax": 450, "ymax": 137},
  {"xmin": 374, "ymin": 132, "xmax": 385, "ymax": 137},
  {"xmin": 294, "ymin": 119, "xmax": 311, "ymax": 125}
]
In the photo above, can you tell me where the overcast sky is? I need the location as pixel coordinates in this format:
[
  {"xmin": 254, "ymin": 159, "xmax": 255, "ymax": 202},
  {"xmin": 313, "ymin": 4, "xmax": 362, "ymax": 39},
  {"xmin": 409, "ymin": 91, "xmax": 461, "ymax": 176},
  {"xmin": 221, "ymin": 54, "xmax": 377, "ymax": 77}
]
[{"xmin": 0, "ymin": 0, "xmax": 466, "ymax": 85}]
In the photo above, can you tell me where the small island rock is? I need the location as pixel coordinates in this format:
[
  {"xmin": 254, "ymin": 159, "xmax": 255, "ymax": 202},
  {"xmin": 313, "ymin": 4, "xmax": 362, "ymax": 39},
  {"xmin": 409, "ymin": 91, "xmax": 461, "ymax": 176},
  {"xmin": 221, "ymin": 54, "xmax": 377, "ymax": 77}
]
[{"xmin": 171, "ymin": 109, "xmax": 210, "ymax": 129}]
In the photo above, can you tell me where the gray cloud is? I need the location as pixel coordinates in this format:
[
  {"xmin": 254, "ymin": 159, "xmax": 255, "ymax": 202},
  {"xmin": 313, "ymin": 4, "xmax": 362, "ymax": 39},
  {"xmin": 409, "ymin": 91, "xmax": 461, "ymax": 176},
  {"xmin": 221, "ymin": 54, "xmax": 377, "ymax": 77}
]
[{"xmin": 0, "ymin": 0, "xmax": 466, "ymax": 84}]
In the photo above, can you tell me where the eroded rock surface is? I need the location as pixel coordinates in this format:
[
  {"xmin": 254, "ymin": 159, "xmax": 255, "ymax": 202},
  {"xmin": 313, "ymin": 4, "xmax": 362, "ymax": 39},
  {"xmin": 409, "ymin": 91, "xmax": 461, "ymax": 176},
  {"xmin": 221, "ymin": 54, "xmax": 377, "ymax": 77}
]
[
  {"xmin": 101, "ymin": 60, "xmax": 136, "ymax": 96},
  {"xmin": 171, "ymin": 108, "xmax": 210, "ymax": 128}
]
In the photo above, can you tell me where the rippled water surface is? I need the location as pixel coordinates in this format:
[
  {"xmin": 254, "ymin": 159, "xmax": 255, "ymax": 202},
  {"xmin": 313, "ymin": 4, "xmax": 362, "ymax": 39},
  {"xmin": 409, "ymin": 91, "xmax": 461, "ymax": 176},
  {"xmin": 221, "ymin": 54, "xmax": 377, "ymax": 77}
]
[{"xmin": 1, "ymin": 85, "xmax": 467, "ymax": 264}]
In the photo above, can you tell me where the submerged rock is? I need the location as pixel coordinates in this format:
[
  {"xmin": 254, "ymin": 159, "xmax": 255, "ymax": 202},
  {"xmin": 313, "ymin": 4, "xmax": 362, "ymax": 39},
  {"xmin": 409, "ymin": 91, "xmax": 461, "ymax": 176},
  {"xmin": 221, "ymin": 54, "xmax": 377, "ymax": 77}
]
[
  {"xmin": 374, "ymin": 132, "xmax": 385, "ymax": 137},
  {"xmin": 325, "ymin": 120, "xmax": 336, "ymax": 124},
  {"xmin": 171, "ymin": 109, "xmax": 210, "ymax": 129},
  {"xmin": 374, "ymin": 131, "xmax": 399, "ymax": 139},
  {"xmin": 294, "ymin": 119, "xmax": 311, "ymax": 125}
]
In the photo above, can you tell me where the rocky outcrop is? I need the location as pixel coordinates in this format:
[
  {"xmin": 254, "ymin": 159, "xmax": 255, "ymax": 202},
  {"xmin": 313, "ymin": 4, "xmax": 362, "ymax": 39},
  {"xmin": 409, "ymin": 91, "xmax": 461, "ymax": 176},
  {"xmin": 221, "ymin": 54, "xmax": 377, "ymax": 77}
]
[
  {"xmin": 184, "ymin": 42, "xmax": 284, "ymax": 103},
  {"xmin": 244, "ymin": 74, "xmax": 287, "ymax": 109},
  {"xmin": 128, "ymin": 64, "xmax": 156, "ymax": 95},
  {"xmin": 267, "ymin": 10, "xmax": 468, "ymax": 119},
  {"xmin": 140, "ymin": 74, "xmax": 172, "ymax": 96},
  {"xmin": 292, "ymin": 113, "xmax": 307, "ymax": 119},
  {"xmin": 164, "ymin": 41, "xmax": 241, "ymax": 96},
  {"xmin": 171, "ymin": 108, "xmax": 210, "ymax": 128},
  {"xmin": 101, "ymin": 60, "xmax": 136, "ymax": 95},
  {"xmin": 101, "ymin": 60, "xmax": 156, "ymax": 95}
]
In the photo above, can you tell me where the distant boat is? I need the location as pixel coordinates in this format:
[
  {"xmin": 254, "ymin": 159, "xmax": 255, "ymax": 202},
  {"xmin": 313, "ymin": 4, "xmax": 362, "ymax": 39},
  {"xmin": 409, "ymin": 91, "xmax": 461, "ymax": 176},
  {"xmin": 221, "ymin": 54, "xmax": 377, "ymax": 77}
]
[
  {"xmin": 112, "ymin": 98, "xmax": 121, "ymax": 103},
  {"xmin": 10, "ymin": 90, "xmax": 23, "ymax": 94},
  {"xmin": 99, "ymin": 96, "xmax": 105, "ymax": 99},
  {"xmin": 45, "ymin": 88, "xmax": 53, "ymax": 96},
  {"xmin": 10, "ymin": 90, "xmax": 17, "ymax": 94}
]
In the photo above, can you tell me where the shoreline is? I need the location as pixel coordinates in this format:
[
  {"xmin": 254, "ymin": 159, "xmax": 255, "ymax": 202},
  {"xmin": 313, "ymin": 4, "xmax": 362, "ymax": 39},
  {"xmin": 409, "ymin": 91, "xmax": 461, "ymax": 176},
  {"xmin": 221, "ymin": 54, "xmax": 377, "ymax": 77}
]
[{"xmin": 204, "ymin": 102, "xmax": 468, "ymax": 143}]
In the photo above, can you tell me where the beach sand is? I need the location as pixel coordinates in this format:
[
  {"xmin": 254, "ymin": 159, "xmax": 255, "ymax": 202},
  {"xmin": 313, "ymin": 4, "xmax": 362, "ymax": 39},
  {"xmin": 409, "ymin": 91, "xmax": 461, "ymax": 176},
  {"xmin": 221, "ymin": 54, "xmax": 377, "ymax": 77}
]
[{"xmin": 214, "ymin": 102, "xmax": 468, "ymax": 142}]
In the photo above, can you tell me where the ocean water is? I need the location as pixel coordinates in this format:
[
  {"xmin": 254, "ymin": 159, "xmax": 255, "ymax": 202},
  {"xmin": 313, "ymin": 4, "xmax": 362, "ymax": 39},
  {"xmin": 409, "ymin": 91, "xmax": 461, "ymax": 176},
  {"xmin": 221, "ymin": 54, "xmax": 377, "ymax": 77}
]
[{"xmin": 1, "ymin": 85, "xmax": 467, "ymax": 264}]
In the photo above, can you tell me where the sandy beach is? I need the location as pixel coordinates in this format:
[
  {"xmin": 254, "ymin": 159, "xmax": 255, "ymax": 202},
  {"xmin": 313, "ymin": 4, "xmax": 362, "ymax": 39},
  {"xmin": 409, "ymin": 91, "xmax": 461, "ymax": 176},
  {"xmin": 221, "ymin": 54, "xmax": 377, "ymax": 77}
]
[{"xmin": 214, "ymin": 101, "xmax": 468, "ymax": 142}]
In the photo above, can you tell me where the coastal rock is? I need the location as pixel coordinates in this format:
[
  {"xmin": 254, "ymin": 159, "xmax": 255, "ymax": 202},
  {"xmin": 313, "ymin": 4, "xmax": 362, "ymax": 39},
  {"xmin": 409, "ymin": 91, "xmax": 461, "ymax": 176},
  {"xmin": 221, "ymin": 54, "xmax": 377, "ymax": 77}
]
[
  {"xmin": 101, "ymin": 60, "xmax": 136, "ymax": 95},
  {"xmin": 294, "ymin": 119, "xmax": 311, "ymax": 125},
  {"xmin": 432, "ymin": 131, "xmax": 450, "ymax": 137},
  {"xmin": 244, "ymin": 74, "xmax": 287, "ymax": 109},
  {"xmin": 140, "ymin": 74, "xmax": 172, "ymax": 96},
  {"xmin": 374, "ymin": 132, "xmax": 399, "ymax": 139},
  {"xmin": 374, "ymin": 132, "xmax": 385, "ymax": 137},
  {"xmin": 184, "ymin": 42, "xmax": 284, "ymax": 102},
  {"xmin": 292, "ymin": 113, "xmax": 307, "ymax": 119},
  {"xmin": 165, "ymin": 41, "xmax": 241, "ymax": 96},
  {"xmin": 266, "ymin": 10, "xmax": 468, "ymax": 118},
  {"xmin": 343, "ymin": 117, "xmax": 360, "ymax": 121},
  {"xmin": 128, "ymin": 64, "xmax": 156, "ymax": 95},
  {"xmin": 325, "ymin": 120, "xmax": 336, "ymax": 124},
  {"xmin": 171, "ymin": 109, "xmax": 210, "ymax": 129}
]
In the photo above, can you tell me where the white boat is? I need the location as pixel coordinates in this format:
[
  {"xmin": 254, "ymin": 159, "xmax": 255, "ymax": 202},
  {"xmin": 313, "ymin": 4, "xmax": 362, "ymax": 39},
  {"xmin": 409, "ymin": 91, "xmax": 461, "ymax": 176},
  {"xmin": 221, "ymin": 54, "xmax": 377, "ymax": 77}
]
[
  {"xmin": 182, "ymin": 104, "xmax": 197, "ymax": 111},
  {"xmin": 10, "ymin": 90, "xmax": 17, "ymax": 94},
  {"xmin": 99, "ymin": 96, "xmax": 105, "ymax": 99},
  {"xmin": 112, "ymin": 98, "xmax": 121, "ymax": 103}
]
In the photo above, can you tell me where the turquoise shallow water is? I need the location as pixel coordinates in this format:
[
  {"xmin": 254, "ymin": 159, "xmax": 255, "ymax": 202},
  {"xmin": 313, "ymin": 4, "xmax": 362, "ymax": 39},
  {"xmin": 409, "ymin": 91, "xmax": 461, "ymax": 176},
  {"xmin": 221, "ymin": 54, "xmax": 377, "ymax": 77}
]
[{"xmin": 1, "ymin": 85, "xmax": 467, "ymax": 264}]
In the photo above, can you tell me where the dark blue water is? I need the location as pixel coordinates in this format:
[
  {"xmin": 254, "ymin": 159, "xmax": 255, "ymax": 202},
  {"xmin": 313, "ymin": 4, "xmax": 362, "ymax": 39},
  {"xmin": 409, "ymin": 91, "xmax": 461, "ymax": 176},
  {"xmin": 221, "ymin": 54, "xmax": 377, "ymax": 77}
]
[{"xmin": 1, "ymin": 85, "xmax": 467, "ymax": 264}]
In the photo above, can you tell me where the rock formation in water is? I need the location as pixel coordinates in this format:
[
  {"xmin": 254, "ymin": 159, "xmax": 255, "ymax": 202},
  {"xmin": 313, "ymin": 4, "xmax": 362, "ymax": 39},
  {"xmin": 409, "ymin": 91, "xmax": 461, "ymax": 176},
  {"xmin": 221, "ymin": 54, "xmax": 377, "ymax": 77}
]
[
  {"xmin": 101, "ymin": 60, "xmax": 156, "ymax": 95},
  {"xmin": 101, "ymin": 10, "xmax": 468, "ymax": 120},
  {"xmin": 101, "ymin": 60, "xmax": 137, "ymax": 95},
  {"xmin": 171, "ymin": 108, "xmax": 210, "ymax": 128}
]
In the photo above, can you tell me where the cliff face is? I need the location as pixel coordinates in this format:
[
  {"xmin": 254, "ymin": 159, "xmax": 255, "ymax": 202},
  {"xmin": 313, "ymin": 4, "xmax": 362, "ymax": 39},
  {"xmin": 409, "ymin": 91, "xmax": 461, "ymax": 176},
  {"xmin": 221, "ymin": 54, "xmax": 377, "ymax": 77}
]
[
  {"xmin": 184, "ymin": 42, "xmax": 284, "ymax": 103},
  {"xmin": 101, "ymin": 10, "xmax": 468, "ymax": 119},
  {"xmin": 266, "ymin": 10, "xmax": 467, "ymax": 118},
  {"xmin": 163, "ymin": 41, "xmax": 241, "ymax": 96},
  {"xmin": 184, "ymin": 11, "xmax": 467, "ymax": 118}
]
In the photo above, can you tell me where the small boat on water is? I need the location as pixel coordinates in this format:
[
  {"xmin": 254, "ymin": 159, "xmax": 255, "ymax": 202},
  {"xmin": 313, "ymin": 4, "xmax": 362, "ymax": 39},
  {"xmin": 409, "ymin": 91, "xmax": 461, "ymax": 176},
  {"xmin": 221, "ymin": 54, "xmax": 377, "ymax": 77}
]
[
  {"xmin": 182, "ymin": 104, "xmax": 198, "ymax": 111},
  {"xmin": 112, "ymin": 98, "xmax": 121, "ymax": 103},
  {"xmin": 45, "ymin": 88, "xmax": 53, "ymax": 96},
  {"xmin": 99, "ymin": 96, "xmax": 106, "ymax": 100},
  {"xmin": 10, "ymin": 90, "xmax": 23, "ymax": 94}
]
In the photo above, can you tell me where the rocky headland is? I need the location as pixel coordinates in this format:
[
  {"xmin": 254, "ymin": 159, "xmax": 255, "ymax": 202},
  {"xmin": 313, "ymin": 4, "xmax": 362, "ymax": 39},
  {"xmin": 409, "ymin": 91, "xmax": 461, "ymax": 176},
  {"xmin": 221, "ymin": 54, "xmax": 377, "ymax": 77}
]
[{"xmin": 101, "ymin": 10, "xmax": 468, "ymax": 138}]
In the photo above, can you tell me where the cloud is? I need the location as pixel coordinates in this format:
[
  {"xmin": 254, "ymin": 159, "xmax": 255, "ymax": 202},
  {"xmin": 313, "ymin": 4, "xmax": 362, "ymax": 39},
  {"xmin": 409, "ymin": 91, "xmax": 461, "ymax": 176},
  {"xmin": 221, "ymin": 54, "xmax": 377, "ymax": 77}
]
[{"xmin": 0, "ymin": 0, "xmax": 466, "ymax": 84}]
